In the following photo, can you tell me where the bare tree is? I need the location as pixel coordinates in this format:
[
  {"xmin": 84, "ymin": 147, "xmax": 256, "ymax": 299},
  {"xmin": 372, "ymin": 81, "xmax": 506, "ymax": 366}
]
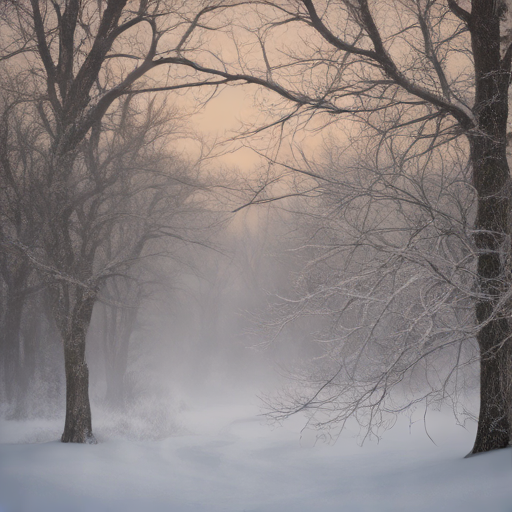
[
  {"xmin": 0, "ymin": 77, "xmax": 205, "ymax": 442},
  {"xmin": 189, "ymin": 0, "xmax": 512, "ymax": 455},
  {"xmin": 0, "ymin": 0, "xmax": 251, "ymax": 443}
]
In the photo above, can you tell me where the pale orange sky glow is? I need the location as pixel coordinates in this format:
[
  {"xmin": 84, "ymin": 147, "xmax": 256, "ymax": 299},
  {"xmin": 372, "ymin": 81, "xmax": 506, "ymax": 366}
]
[{"xmin": 190, "ymin": 84, "xmax": 265, "ymax": 170}]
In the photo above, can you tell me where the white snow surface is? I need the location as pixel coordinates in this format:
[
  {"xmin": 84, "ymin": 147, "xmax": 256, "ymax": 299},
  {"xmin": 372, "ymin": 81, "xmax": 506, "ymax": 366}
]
[{"xmin": 0, "ymin": 401, "xmax": 511, "ymax": 512}]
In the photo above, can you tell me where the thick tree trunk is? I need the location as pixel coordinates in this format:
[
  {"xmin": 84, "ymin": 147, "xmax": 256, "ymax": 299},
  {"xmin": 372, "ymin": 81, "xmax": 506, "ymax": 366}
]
[
  {"xmin": 469, "ymin": 123, "xmax": 512, "ymax": 453},
  {"xmin": 61, "ymin": 288, "xmax": 97, "ymax": 444},
  {"xmin": 472, "ymin": 314, "xmax": 511, "ymax": 453},
  {"xmin": 469, "ymin": 138, "xmax": 512, "ymax": 454},
  {"xmin": 468, "ymin": 0, "xmax": 512, "ymax": 454},
  {"xmin": 470, "ymin": 147, "xmax": 511, "ymax": 453}
]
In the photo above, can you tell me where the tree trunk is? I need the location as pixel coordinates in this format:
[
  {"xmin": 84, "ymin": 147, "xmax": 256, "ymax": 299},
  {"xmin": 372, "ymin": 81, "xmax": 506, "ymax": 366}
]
[
  {"xmin": 61, "ymin": 288, "xmax": 97, "ymax": 444},
  {"xmin": 2, "ymin": 291, "xmax": 23, "ymax": 405},
  {"xmin": 468, "ymin": 0, "xmax": 512, "ymax": 454},
  {"xmin": 103, "ymin": 299, "xmax": 135, "ymax": 408},
  {"xmin": 470, "ymin": 143, "xmax": 511, "ymax": 453},
  {"xmin": 105, "ymin": 355, "xmax": 128, "ymax": 408},
  {"xmin": 1, "ymin": 265, "xmax": 28, "ymax": 406},
  {"xmin": 14, "ymin": 297, "xmax": 40, "ymax": 419},
  {"xmin": 469, "ymin": 138, "xmax": 512, "ymax": 454},
  {"xmin": 471, "ymin": 312, "xmax": 511, "ymax": 453}
]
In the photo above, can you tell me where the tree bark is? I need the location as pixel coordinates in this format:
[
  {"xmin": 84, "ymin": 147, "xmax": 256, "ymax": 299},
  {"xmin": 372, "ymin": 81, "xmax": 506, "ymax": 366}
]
[
  {"xmin": 469, "ymin": 0, "xmax": 512, "ymax": 452},
  {"xmin": 471, "ymin": 154, "xmax": 511, "ymax": 452},
  {"xmin": 61, "ymin": 287, "xmax": 97, "ymax": 443},
  {"xmin": 472, "ymin": 303, "xmax": 511, "ymax": 453}
]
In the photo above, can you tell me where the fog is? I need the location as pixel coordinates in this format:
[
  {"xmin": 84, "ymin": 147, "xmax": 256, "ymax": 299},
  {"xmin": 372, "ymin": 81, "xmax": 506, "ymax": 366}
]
[
  {"xmin": 2, "ymin": 1, "xmax": 512, "ymax": 509},
  {"xmin": 83, "ymin": 207, "xmax": 306, "ymax": 440},
  {"xmin": 1, "ymin": 201, "xmax": 305, "ymax": 427}
]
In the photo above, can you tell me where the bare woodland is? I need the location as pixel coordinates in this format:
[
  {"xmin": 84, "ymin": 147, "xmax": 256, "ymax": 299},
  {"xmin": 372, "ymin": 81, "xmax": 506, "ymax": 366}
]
[{"xmin": 1, "ymin": 0, "xmax": 512, "ymax": 459}]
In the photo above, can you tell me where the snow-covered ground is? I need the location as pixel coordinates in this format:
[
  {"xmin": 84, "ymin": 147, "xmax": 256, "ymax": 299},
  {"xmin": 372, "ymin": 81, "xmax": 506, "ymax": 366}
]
[{"xmin": 0, "ymin": 400, "xmax": 511, "ymax": 512}]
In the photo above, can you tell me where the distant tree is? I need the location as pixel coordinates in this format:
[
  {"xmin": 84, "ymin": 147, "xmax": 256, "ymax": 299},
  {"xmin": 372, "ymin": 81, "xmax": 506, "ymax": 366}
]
[
  {"xmin": 97, "ymin": 275, "xmax": 144, "ymax": 408},
  {"xmin": 0, "ymin": 88, "xmax": 45, "ymax": 411},
  {"xmin": 261, "ymin": 135, "xmax": 482, "ymax": 444}
]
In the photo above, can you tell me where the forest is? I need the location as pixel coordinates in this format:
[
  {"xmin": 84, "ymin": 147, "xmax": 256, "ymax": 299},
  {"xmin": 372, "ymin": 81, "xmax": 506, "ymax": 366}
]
[{"xmin": 1, "ymin": 1, "xmax": 512, "ymax": 511}]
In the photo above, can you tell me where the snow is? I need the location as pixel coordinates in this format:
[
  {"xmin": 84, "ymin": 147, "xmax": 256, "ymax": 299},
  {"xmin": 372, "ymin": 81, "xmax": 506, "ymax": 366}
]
[{"xmin": 0, "ymin": 401, "xmax": 511, "ymax": 512}]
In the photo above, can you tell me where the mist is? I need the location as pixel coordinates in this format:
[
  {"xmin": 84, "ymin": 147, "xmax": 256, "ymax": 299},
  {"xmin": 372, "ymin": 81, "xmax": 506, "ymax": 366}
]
[{"xmin": 2, "ymin": 0, "xmax": 512, "ymax": 510}]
